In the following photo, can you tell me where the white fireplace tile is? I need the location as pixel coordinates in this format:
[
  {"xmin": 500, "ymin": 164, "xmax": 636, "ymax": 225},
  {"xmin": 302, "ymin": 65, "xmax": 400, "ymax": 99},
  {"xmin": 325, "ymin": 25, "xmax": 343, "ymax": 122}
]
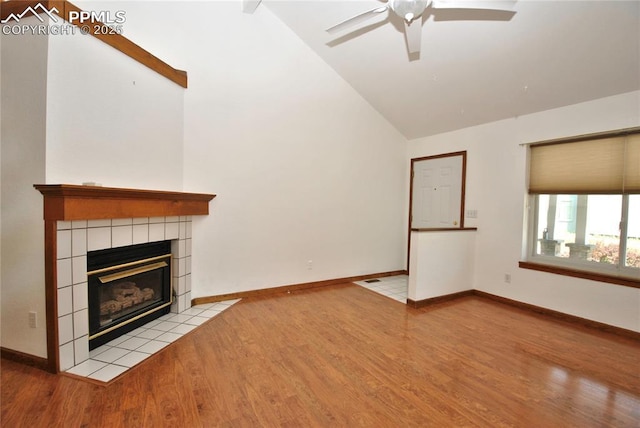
[
  {"xmin": 88, "ymin": 364, "xmax": 128, "ymax": 382},
  {"xmin": 107, "ymin": 334, "xmax": 133, "ymax": 347},
  {"xmin": 186, "ymin": 292, "xmax": 192, "ymax": 308},
  {"xmin": 128, "ymin": 326, "xmax": 147, "ymax": 336},
  {"xmin": 171, "ymin": 259, "xmax": 179, "ymax": 277},
  {"xmin": 185, "ymin": 238, "xmax": 192, "ymax": 257},
  {"xmin": 143, "ymin": 319, "xmax": 162, "ymax": 329},
  {"xmin": 59, "ymin": 342, "xmax": 75, "ymax": 371},
  {"xmin": 199, "ymin": 309, "xmax": 222, "ymax": 318},
  {"xmin": 72, "ymin": 220, "xmax": 88, "ymax": 229},
  {"xmin": 71, "ymin": 256, "xmax": 87, "ymax": 285},
  {"xmin": 155, "ymin": 331, "xmax": 182, "ymax": 343},
  {"xmin": 132, "ymin": 217, "xmax": 149, "ymax": 225},
  {"xmin": 73, "ymin": 309, "xmax": 89, "ymax": 339},
  {"xmin": 88, "ymin": 219, "xmax": 111, "ymax": 228},
  {"xmin": 149, "ymin": 216, "xmax": 165, "ymax": 224},
  {"xmin": 57, "ymin": 221, "xmax": 72, "ymax": 230},
  {"xmin": 158, "ymin": 313, "xmax": 178, "ymax": 322},
  {"xmin": 74, "ymin": 336, "xmax": 89, "ymax": 364},
  {"xmin": 134, "ymin": 328, "xmax": 164, "ymax": 340},
  {"xmin": 170, "ymin": 323, "xmax": 196, "ymax": 335},
  {"xmin": 59, "ymin": 314, "xmax": 73, "ymax": 345},
  {"xmin": 57, "ymin": 230, "xmax": 72, "ymax": 259},
  {"xmin": 177, "ymin": 258, "xmax": 186, "ymax": 277},
  {"xmin": 71, "ymin": 228, "xmax": 87, "ymax": 257},
  {"xmin": 73, "ymin": 283, "xmax": 88, "ymax": 311},
  {"xmin": 113, "ymin": 351, "xmax": 150, "ymax": 368},
  {"xmin": 132, "ymin": 224, "xmax": 149, "ymax": 245},
  {"xmin": 117, "ymin": 336, "xmax": 150, "ymax": 351},
  {"xmin": 185, "ymin": 256, "xmax": 191, "ymax": 275},
  {"xmin": 89, "ymin": 344, "xmax": 111, "ymax": 359},
  {"xmin": 186, "ymin": 221, "xmax": 192, "ymax": 239},
  {"xmin": 151, "ymin": 321, "xmax": 180, "ymax": 332},
  {"xmin": 183, "ymin": 316, "xmax": 209, "ymax": 326},
  {"xmin": 186, "ymin": 274, "xmax": 191, "ymax": 292},
  {"xmin": 112, "ymin": 225, "xmax": 133, "ymax": 248},
  {"xmin": 136, "ymin": 340, "xmax": 169, "ymax": 354},
  {"xmin": 164, "ymin": 313, "xmax": 192, "ymax": 324},
  {"xmin": 180, "ymin": 305, "xmax": 202, "ymax": 316},
  {"xmin": 178, "ymin": 294, "xmax": 187, "ymax": 313},
  {"xmin": 178, "ymin": 276, "xmax": 186, "ymax": 295},
  {"xmin": 179, "ymin": 221, "xmax": 187, "ymax": 239},
  {"xmin": 165, "ymin": 216, "xmax": 179, "ymax": 223},
  {"xmin": 58, "ymin": 286, "xmax": 73, "ymax": 316},
  {"xmin": 57, "ymin": 258, "xmax": 72, "ymax": 288},
  {"xmin": 66, "ymin": 359, "xmax": 107, "ymax": 377},
  {"xmin": 176, "ymin": 239, "xmax": 186, "ymax": 258},
  {"xmin": 165, "ymin": 222, "xmax": 179, "ymax": 240},
  {"xmin": 112, "ymin": 218, "xmax": 132, "ymax": 226},
  {"xmin": 148, "ymin": 223, "xmax": 165, "ymax": 242},
  {"xmin": 92, "ymin": 346, "xmax": 130, "ymax": 363},
  {"xmin": 88, "ymin": 227, "xmax": 111, "ymax": 251}
]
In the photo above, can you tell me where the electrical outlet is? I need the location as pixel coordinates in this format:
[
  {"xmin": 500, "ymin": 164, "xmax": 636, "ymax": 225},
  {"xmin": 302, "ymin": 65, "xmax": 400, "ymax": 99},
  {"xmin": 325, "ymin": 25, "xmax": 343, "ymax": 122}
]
[
  {"xmin": 28, "ymin": 311, "xmax": 37, "ymax": 328},
  {"xmin": 307, "ymin": 260, "xmax": 313, "ymax": 270},
  {"xmin": 466, "ymin": 209, "xmax": 478, "ymax": 218},
  {"xmin": 504, "ymin": 274, "xmax": 511, "ymax": 284}
]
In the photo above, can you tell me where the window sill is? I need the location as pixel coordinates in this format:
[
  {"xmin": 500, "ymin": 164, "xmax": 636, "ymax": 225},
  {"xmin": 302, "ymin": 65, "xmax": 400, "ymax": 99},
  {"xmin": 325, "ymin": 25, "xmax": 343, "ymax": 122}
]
[
  {"xmin": 411, "ymin": 227, "xmax": 478, "ymax": 232},
  {"xmin": 519, "ymin": 261, "xmax": 640, "ymax": 289}
]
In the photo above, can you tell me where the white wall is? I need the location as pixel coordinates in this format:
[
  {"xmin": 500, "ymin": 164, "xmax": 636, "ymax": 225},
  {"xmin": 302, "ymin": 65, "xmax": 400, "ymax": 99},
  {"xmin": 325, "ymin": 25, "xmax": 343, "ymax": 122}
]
[
  {"xmin": 0, "ymin": 2, "xmax": 408, "ymax": 357},
  {"xmin": 177, "ymin": 3, "xmax": 408, "ymax": 296},
  {"xmin": 1, "ymin": 17, "xmax": 49, "ymax": 357},
  {"xmin": 45, "ymin": 27, "xmax": 184, "ymax": 190},
  {"xmin": 409, "ymin": 91, "xmax": 640, "ymax": 332},
  {"xmin": 1, "ymin": 10, "xmax": 185, "ymax": 356}
]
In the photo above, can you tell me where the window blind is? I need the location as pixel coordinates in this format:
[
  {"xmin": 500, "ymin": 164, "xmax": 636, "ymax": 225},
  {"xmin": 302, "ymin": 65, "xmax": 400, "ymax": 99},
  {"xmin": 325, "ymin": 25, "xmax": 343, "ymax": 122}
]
[{"xmin": 528, "ymin": 130, "xmax": 640, "ymax": 194}]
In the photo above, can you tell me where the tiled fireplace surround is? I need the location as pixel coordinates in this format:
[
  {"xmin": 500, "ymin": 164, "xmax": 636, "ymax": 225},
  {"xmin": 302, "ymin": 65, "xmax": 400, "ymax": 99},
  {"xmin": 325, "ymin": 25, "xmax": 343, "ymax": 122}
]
[
  {"xmin": 56, "ymin": 216, "xmax": 193, "ymax": 371},
  {"xmin": 35, "ymin": 184, "xmax": 215, "ymax": 373}
]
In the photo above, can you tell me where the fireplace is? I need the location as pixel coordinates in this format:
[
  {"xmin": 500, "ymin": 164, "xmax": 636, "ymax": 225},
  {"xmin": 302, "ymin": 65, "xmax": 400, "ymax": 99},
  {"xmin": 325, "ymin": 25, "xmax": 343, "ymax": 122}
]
[
  {"xmin": 34, "ymin": 184, "xmax": 216, "ymax": 373},
  {"xmin": 87, "ymin": 241, "xmax": 172, "ymax": 350}
]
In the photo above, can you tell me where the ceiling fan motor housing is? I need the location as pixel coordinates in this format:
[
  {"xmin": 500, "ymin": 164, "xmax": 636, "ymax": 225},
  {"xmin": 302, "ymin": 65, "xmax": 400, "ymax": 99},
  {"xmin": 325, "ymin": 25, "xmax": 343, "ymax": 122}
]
[{"xmin": 390, "ymin": 0, "xmax": 430, "ymax": 23}]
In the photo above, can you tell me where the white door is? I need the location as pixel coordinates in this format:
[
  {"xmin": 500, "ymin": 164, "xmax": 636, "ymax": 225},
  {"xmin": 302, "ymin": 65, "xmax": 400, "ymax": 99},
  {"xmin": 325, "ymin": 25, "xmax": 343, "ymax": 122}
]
[{"xmin": 411, "ymin": 155, "xmax": 463, "ymax": 229}]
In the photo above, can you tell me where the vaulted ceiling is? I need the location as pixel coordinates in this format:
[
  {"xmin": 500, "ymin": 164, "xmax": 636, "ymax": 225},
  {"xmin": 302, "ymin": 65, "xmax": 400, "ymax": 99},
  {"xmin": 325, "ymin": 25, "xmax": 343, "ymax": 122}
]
[{"xmin": 263, "ymin": 1, "xmax": 640, "ymax": 139}]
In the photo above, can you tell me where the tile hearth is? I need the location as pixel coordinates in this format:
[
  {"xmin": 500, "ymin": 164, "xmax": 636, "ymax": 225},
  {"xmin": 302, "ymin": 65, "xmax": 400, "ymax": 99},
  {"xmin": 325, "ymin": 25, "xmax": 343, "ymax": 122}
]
[{"xmin": 66, "ymin": 299, "xmax": 240, "ymax": 382}]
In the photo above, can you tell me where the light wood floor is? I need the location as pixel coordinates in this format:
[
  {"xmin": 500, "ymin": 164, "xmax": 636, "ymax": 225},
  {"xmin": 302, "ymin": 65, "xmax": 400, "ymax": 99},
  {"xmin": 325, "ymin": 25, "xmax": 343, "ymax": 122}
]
[{"xmin": 2, "ymin": 283, "xmax": 639, "ymax": 427}]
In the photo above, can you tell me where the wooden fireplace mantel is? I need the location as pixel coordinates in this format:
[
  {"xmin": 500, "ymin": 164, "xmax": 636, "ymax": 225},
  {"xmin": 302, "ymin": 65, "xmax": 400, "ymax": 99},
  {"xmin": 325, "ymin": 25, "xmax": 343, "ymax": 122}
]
[{"xmin": 34, "ymin": 184, "xmax": 216, "ymax": 221}]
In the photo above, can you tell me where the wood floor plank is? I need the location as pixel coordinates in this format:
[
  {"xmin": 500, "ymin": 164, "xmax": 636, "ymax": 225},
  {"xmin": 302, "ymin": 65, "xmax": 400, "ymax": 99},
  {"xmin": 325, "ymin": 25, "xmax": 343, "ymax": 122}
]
[{"xmin": 2, "ymin": 283, "xmax": 639, "ymax": 427}]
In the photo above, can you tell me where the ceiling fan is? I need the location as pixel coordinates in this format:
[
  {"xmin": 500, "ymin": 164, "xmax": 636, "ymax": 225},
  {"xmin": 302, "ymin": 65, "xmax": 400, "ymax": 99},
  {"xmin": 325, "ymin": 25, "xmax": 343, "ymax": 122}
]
[
  {"xmin": 327, "ymin": 0, "xmax": 517, "ymax": 56},
  {"xmin": 242, "ymin": 0, "xmax": 516, "ymax": 56}
]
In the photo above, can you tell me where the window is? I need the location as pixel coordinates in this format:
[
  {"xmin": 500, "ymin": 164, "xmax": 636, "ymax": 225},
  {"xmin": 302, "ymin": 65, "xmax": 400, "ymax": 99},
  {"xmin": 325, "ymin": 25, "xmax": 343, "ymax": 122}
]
[{"xmin": 525, "ymin": 128, "xmax": 640, "ymax": 283}]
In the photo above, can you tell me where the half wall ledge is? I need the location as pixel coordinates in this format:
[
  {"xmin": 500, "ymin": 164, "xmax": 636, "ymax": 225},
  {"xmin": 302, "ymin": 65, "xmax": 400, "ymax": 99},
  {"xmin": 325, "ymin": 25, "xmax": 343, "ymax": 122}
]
[{"xmin": 34, "ymin": 184, "xmax": 216, "ymax": 220}]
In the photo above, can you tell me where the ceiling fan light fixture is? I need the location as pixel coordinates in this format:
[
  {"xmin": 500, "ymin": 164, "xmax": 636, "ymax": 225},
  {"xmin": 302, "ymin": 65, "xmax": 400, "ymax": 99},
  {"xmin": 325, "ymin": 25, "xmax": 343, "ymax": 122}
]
[{"xmin": 390, "ymin": 0, "xmax": 430, "ymax": 23}]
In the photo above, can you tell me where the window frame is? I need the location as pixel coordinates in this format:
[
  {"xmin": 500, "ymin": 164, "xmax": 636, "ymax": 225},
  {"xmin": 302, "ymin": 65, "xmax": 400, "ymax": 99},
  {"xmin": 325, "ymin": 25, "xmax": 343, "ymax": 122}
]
[{"xmin": 521, "ymin": 128, "xmax": 640, "ymax": 289}]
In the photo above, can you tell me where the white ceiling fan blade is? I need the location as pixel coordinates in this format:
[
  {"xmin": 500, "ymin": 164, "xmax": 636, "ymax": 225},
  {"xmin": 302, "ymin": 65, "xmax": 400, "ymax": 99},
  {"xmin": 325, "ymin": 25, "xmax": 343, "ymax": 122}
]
[
  {"xmin": 326, "ymin": 5, "xmax": 389, "ymax": 34},
  {"xmin": 431, "ymin": 0, "xmax": 516, "ymax": 11},
  {"xmin": 404, "ymin": 20, "xmax": 422, "ymax": 54},
  {"xmin": 242, "ymin": 0, "xmax": 261, "ymax": 14}
]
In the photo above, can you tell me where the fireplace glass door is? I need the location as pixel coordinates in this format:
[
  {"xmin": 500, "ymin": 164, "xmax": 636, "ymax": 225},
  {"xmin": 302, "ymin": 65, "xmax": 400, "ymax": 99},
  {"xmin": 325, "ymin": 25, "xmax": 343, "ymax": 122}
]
[{"xmin": 87, "ymin": 241, "xmax": 172, "ymax": 349}]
